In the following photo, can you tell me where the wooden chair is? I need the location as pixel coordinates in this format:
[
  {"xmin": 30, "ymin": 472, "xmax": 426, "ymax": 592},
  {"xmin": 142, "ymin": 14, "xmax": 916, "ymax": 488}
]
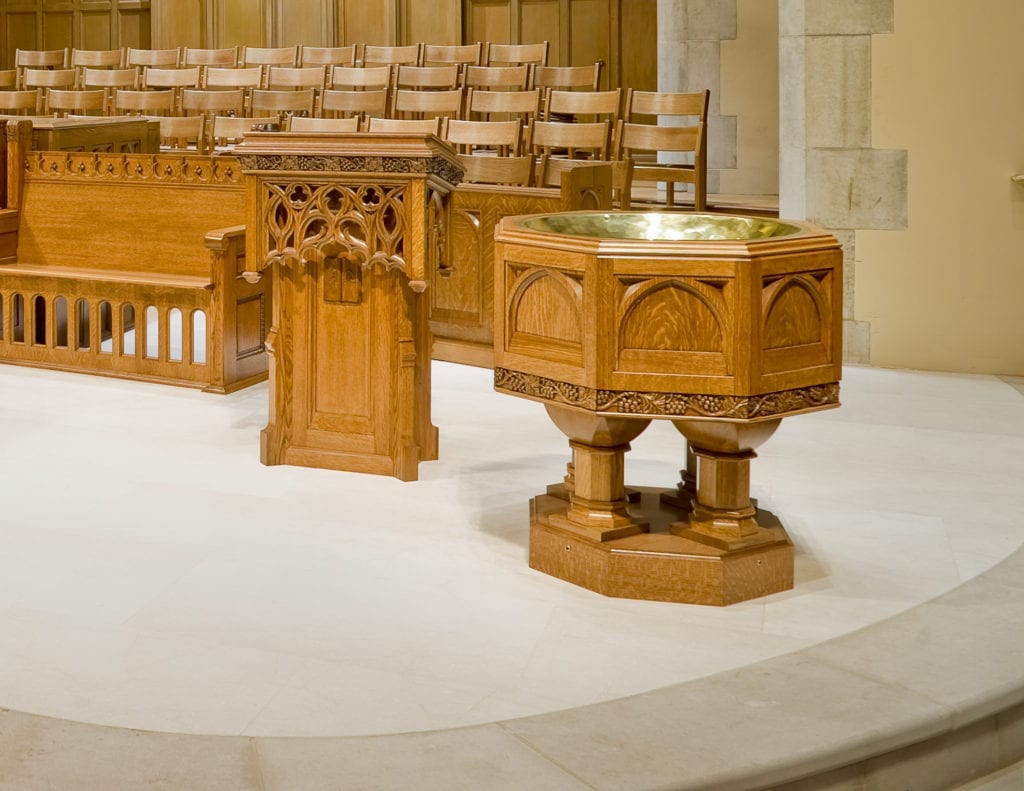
[
  {"xmin": 393, "ymin": 65, "xmax": 460, "ymax": 91},
  {"xmin": 457, "ymin": 153, "xmax": 534, "ymax": 186},
  {"xmin": 0, "ymin": 90, "xmax": 40, "ymax": 115},
  {"xmin": 366, "ymin": 117, "xmax": 443, "ymax": 135},
  {"xmin": 463, "ymin": 65, "xmax": 531, "ymax": 91},
  {"xmin": 15, "ymin": 49, "xmax": 69, "ymax": 87},
  {"xmin": 544, "ymin": 88, "xmax": 621, "ymax": 124},
  {"xmin": 484, "ymin": 41, "xmax": 549, "ymax": 66},
  {"xmin": 146, "ymin": 113, "xmax": 204, "ymax": 151},
  {"xmin": 320, "ymin": 89, "xmax": 389, "ymax": 122},
  {"xmin": 183, "ymin": 46, "xmax": 238, "ymax": 83},
  {"xmin": 182, "ymin": 89, "xmax": 246, "ymax": 148},
  {"xmin": 82, "ymin": 67, "xmax": 139, "ymax": 113},
  {"xmin": 142, "ymin": 66, "xmax": 200, "ymax": 114},
  {"xmin": 46, "ymin": 88, "xmax": 106, "ymax": 117},
  {"xmin": 299, "ymin": 45, "xmax": 357, "ymax": 71},
  {"xmin": 71, "ymin": 48, "xmax": 124, "ymax": 86},
  {"xmin": 241, "ymin": 46, "xmax": 299, "ymax": 86},
  {"xmin": 421, "ymin": 43, "xmax": 483, "ymax": 68},
  {"xmin": 466, "ymin": 88, "xmax": 540, "ymax": 123},
  {"xmin": 444, "ymin": 118, "xmax": 523, "ymax": 157},
  {"xmin": 531, "ymin": 119, "xmax": 611, "ymax": 161},
  {"xmin": 618, "ymin": 88, "xmax": 710, "ymax": 210},
  {"xmin": 251, "ymin": 89, "xmax": 316, "ymax": 121},
  {"xmin": 126, "ymin": 47, "xmax": 180, "ymax": 69},
  {"xmin": 287, "ymin": 115, "xmax": 359, "ymax": 132},
  {"xmin": 211, "ymin": 114, "xmax": 279, "ymax": 147},
  {"xmin": 361, "ymin": 43, "xmax": 421, "ymax": 68},
  {"xmin": 533, "ymin": 63, "xmax": 603, "ymax": 94},
  {"xmin": 23, "ymin": 68, "xmax": 76, "ymax": 113},
  {"xmin": 0, "ymin": 69, "xmax": 16, "ymax": 89},
  {"xmin": 115, "ymin": 89, "xmax": 175, "ymax": 116},
  {"xmin": 391, "ymin": 88, "xmax": 462, "ymax": 121}
]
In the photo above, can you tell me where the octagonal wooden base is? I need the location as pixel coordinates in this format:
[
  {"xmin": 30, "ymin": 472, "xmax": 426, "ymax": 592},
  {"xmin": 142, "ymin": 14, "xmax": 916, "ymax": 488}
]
[{"xmin": 529, "ymin": 490, "xmax": 793, "ymax": 606}]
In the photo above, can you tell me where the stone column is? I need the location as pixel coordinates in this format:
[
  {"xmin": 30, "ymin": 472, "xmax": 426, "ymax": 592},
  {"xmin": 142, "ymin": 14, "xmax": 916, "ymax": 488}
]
[
  {"xmin": 778, "ymin": 0, "xmax": 906, "ymax": 363},
  {"xmin": 657, "ymin": 0, "xmax": 738, "ymax": 193}
]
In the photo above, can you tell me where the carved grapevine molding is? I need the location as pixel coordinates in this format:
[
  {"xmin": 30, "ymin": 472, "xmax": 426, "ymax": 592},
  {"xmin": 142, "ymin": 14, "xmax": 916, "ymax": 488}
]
[
  {"xmin": 235, "ymin": 154, "xmax": 463, "ymax": 187},
  {"xmin": 494, "ymin": 367, "xmax": 840, "ymax": 419},
  {"xmin": 24, "ymin": 152, "xmax": 243, "ymax": 186}
]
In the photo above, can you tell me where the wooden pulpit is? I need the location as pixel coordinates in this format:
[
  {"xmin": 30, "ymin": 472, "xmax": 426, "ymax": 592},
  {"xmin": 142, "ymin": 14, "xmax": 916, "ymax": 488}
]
[{"xmin": 235, "ymin": 132, "xmax": 462, "ymax": 481}]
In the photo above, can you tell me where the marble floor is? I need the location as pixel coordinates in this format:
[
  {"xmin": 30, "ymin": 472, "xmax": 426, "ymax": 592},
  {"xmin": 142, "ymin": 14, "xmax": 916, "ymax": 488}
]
[{"xmin": 0, "ymin": 361, "xmax": 1022, "ymax": 739}]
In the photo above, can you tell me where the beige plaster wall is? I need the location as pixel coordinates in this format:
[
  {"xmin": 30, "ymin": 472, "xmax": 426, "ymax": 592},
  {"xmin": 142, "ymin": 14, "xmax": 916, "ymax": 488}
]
[
  {"xmin": 719, "ymin": 0, "xmax": 779, "ymax": 196},
  {"xmin": 856, "ymin": 0, "xmax": 1024, "ymax": 374}
]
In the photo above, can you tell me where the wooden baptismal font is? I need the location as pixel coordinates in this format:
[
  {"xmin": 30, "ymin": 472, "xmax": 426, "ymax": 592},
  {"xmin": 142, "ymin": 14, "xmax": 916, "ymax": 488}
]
[
  {"xmin": 235, "ymin": 133, "xmax": 462, "ymax": 481},
  {"xmin": 494, "ymin": 211, "xmax": 843, "ymax": 604}
]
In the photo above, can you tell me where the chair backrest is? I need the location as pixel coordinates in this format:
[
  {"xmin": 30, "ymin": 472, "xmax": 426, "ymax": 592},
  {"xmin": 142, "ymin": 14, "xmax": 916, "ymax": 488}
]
[
  {"xmin": 467, "ymin": 88, "xmax": 540, "ymax": 122},
  {"xmin": 203, "ymin": 66, "xmax": 262, "ymax": 89},
  {"xmin": 71, "ymin": 48, "xmax": 123, "ymax": 74},
  {"xmin": 15, "ymin": 48, "xmax": 69, "ymax": 87},
  {"xmin": 241, "ymin": 46, "xmax": 298, "ymax": 68},
  {"xmin": 23, "ymin": 68, "xmax": 76, "ymax": 89},
  {"xmin": 242, "ymin": 46, "xmax": 299, "ymax": 87},
  {"xmin": 146, "ymin": 114, "xmax": 204, "ymax": 151},
  {"xmin": 531, "ymin": 119, "xmax": 611, "ymax": 160},
  {"xmin": 445, "ymin": 118, "xmax": 522, "ymax": 156},
  {"xmin": 126, "ymin": 47, "xmax": 180, "ymax": 68},
  {"xmin": 320, "ymin": 88, "xmax": 388, "ymax": 119},
  {"xmin": 422, "ymin": 43, "xmax": 482, "ymax": 68},
  {"xmin": 533, "ymin": 63, "xmax": 603, "ymax": 92},
  {"xmin": 391, "ymin": 88, "xmax": 463, "ymax": 121},
  {"xmin": 115, "ymin": 88, "xmax": 175, "ymax": 116},
  {"xmin": 299, "ymin": 45, "xmax": 357, "ymax": 68},
  {"xmin": 251, "ymin": 88, "xmax": 316, "ymax": 119},
  {"xmin": 0, "ymin": 89, "xmax": 40, "ymax": 115},
  {"xmin": 82, "ymin": 67, "xmax": 137, "ymax": 88},
  {"xmin": 366, "ymin": 116, "xmax": 442, "ymax": 135},
  {"xmin": 46, "ymin": 88, "xmax": 106, "ymax": 116},
  {"xmin": 545, "ymin": 88, "xmax": 621, "ymax": 122},
  {"xmin": 143, "ymin": 66, "xmax": 200, "ymax": 90},
  {"xmin": 0, "ymin": 69, "xmax": 18, "ymax": 89},
  {"xmin": 463, "ymin": 64, "xmax": 530, "ymax": 90},
  {"xmin": 267, "ymin": 66, "xmax": 326, "ymax": 91},
  {"xmin": 362, "ymin": 43, "xmax": 421, "ymax": 67},
  {"xmin": 485, "ymin": 41, "xmax": 549, "ymax": 66},
  {"xmin": 626, "ymin": 88, "xmax": 709, "ymax": 122},
  {"xmin": 616, "ymin": 119, "xmax": 706, "ymax": 210},
  {"xmin": 287, "ymin": 115, "xmax": 360, "ymax": 133},
  {"xmin": 181, "ymin": 88, "xmax": 246, "ymax": 117},
  {"xmin": 457, "ymin": 153, "xmax": 534, "ymax": 186},
  {"xmin": 183, "ymin": 47, "xmax": 238, "ymax": 68},
  {"xmin": 329, "ymin": 65, "xmax": 391, "ymax": 90},
  {"xmin": 393, "ymin": 65, "xmax": 460, "ymax": 91}
]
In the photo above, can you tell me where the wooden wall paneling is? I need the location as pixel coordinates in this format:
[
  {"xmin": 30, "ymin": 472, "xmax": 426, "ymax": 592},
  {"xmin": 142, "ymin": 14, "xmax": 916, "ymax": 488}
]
[
  {"xmin": 79, "ymin": 1, "xmax": 117, "ymax": 50},
  {"xmin": 404, "ymin": 0, "xmax": 461, "ymax": 47},
  {"xmin": 4, "ymin": 5, "xmax": 40, "ymax": 68},
  {"xmin": 149, "ymin": 0, "xmax": 201, "ymax": 49},
  {"xmin": 219, "ymin": 0, "xmax": 264, "ymax": 46},
  {"xmin": 463, "ymin": 0, "xmax": 511, "ymax": 48},
  {"xmin": 270, "ymin": 0, "xmax": 333, "ymax": 47},
  {"xmin": 41, "ymin": 1, "xmax": 74, "ymax": 51},
  {"xmin": 519, "ymin": 0, "xmax": 559, "ymax": 63},
  {"xmin": 117, "ymin": 1, "xmax": 151, "ymax": 48},
  {"xmin": 569, "ymin": 0, "xmax": 608, "ymax": 83},
  {"xmin": 341, "ymin": 0, "xmax": 398, "ymax": 46},
  {"xmin": 617, "ymin": 0, "xmax": 656, "ymax": 91}
]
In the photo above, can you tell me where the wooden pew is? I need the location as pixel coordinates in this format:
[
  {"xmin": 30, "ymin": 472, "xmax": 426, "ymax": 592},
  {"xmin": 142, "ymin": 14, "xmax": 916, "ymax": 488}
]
[
  {"xmin": 432, "ymin": 163, "xmax": 612, "ymax": 367},
  {"xmin": 0, "ymin": 119, "xmax": 269, "ymax": 392}
]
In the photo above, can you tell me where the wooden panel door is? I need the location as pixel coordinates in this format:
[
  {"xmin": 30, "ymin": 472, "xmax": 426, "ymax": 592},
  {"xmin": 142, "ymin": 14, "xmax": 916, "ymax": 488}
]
[
  {"xmin": 460, "ymin": 0, "xmax": 655, "ymax": 89},
  {"xmin": 2, "ymin": 0, "xmax": 151, "ymax": 66}
]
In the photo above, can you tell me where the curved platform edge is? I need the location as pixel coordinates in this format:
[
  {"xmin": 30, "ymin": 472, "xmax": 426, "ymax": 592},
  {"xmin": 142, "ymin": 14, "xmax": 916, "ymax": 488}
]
[{"xmin": 2, "ymin": 544, "xmax": 1023, "ymax": 790}]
